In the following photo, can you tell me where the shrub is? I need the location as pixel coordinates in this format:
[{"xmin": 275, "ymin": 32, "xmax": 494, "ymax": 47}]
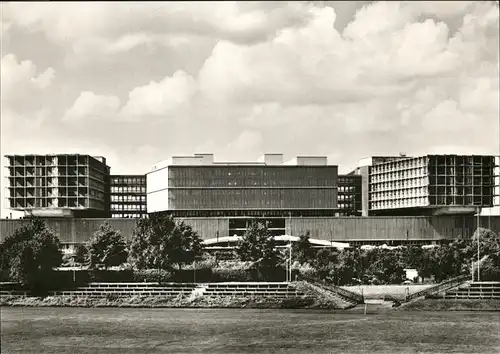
[
  {"xmin": 133, "ymin": 269, "xmax": 173, "ymax": 283},
  {"xmin": 213, "ymin": 268, "xmax": 253, "ymax": 282}
]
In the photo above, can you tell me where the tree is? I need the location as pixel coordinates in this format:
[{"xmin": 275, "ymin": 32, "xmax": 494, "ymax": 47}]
[
  {"xmin": 292, "ymin": 231, "xmax": 315, "ymax": 264},
  {"xmin": 166, "ymin": 221, "xmax": 203, "ymax": 270},
  {"xmin": 128, "ymin": 214, "xmax": 203, "ymax": 271},
  {"xmin": 312, "ymin": 247, "xmax": 339, "ymax": 272},
  {"xmin": 0, "ymin": 217, "xmax": 62, "ymax": 286},
  {"xmin": 402, "ymin": 246, "xmax": 424, "ymax": 269},
  {"xmin": 365, "ymin": 249, "xmax": 406, "ymax": 284},
  {"xmin": 86, "ymin": 222, "xmax": 128, "ymax": 270},
  {"xmin": 74, "ymin": 244, "xmax": 88, "ymax": 265},
  {"xmin": 236, "ymin": 220, "xmax": 269, "ymax": 262},
  {"xmin": 327, "ymin": 248, "xmax": 361, "ymax": 285},
  {"xmin": 236, "ymin": 220, "xmax": 281, "ymax": 270},
  {"xmin": 128, "ymin": 214, "xmax": 175, "ymax": 270},
  {"xmin": 472, "ymin": 228, "xmax": 500, "ymax": 258},
  {"xmin": 259, "ymin": 234, "xmax": 281, "ymax": 270},
  {"xmin": 479, "ymin": 252, "xmax": 500, "ymax": 281}
]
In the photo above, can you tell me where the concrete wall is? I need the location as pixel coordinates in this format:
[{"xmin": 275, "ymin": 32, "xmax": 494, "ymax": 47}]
[
  {"xmin": 1, "ymin": 216, "xmax": 499, "ymax": 244},
  {"xmin": 288, "ymin": 216, "xmax": 500, "ymax": 242},
  {"xmin": 0, "ymin": 218, "xmax": 137, "ymax": 244},
  {"xmin": 146, "ymin": 166, "xmax": 169, "ymax": 213}
]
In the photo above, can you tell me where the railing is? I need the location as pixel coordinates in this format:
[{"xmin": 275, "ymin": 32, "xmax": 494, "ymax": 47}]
[
  {"xmin": 404, "ymin": 274, "xmax": 470, "ymax": 302},
  {"xmin": 298, "ymin": 275, "xmax": 364, "ymax": 304}
]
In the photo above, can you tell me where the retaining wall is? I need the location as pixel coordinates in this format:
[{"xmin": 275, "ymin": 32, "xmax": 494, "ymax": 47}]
[{"xmin": 1, "ymin": 215, "xmax": 499, "ymax": 244}]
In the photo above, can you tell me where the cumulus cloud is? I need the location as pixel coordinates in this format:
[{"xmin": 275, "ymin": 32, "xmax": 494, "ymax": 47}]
[
  {"xmin": 227, "ymin": 130, "xmax": 263, "ymax": 150},
  {"xmin": 2, "ymin": 0, "xmax": 499, "ymax": 196},
  {"xmin": 61, "ymin": 70, "xmax": 198, "ymax": 122},
  {"xmin": 62, "ymin": 91, "xmax": 120, "ymax": 122},
  {"xmin": 2, "ymin": 2, "xmax": 312, "ymax": 65},
  {"xmin": 120, "ymin": 71, "xmax": 197, "ymax": 119},
  {"xmin": 54, "ymin": 1, "xmax": 498, "ymax": 160},
  {"xmin": 1, "ymin": 54, "xmax": 55, "ymax": 103}
]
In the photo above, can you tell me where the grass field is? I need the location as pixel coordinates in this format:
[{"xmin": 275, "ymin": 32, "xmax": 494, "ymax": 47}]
[
  {"xmin": 343, "ymin": 285, "xmax": 432, "ymax": 300},
  {"xmin": 1, "ymin": 307, "xmax": 499, "ymax": 354}
]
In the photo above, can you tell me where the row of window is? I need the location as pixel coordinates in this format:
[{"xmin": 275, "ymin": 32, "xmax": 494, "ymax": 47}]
[
  {"xmin": 371, "ymin": 185, "xmax": 429, "ymax": 193},
  {"xmin": 371, "ymin": 172, "xmax": 427, "ymax": 183},
  {"xmin": 371, "ymin": 191, "xmax": 429, "ymax": 202},
  {"xmin": 370, "ymin": 198, "xmax": 429, "ymax": 210},
  {"xmin": 372, "ymin": 156, "xmax": 493, "ymax": 173},
  {"xmin": 371, "ymin": 176, "xmax": 493, "ymax": 191},
  {"xmin": 163, "ymin": 209, "xmax": 338, "ymax": 218},
  {"xmin": 110, "ymin": 195, "xmax": 146, "ymax": 202},
  {"xmin": 372, "ymin": 186, "xmax": 493, "ymax": 199},
  {"xmin": 110, "ymin": 177, "xmax": 146, "ymax": 185},
  {"xmin": 371, "ymin": 165, "xmax": 427, "ymax": 176},
  {"xmin": 370, "ymin": 195, "xmax": 493, "ymax": 209},
  {"xmin": 167, "ymin": 167, "xmax": 337, "ymax": 188},
  {"xmin": 338, "ymin": 202, "xmax": 360, "ymax": 209},
  {"xmin": 167, "ymin": 188, "xmax": 337, "ymax": 209},
  {"xmin": 110, "ymin": 186, "xmax": 146, "ymax": 193},
  {"xmin": 338, "ymin": 186, "xmax": 358, "ymax": 193},
  {"xmin": 428, "ymin": 196, "xmax": 492, "ymax": 205},
  {"xmin": 111, "ymin": 213, "xmax": 145, "ymax": 218},
  {"xmin": 110, "ymin": 204, "xmax": 146, "ymax": 211},
  {"xmin": 338, "ymin": 194, "xmax": 359, "ymax": 201}
]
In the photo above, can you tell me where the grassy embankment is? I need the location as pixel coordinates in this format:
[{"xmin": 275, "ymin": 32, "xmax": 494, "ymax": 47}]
[
  {"xmin": 400, "ymin": 298, "xmax": 500, "ymax": 312},
  {"xmin": 0, "ymin": 281, "xmax": 354, "ymax": 310}
]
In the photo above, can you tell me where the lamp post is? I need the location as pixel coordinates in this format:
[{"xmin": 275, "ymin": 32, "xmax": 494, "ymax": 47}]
[
  {"xmin": 289, "ymin": 212, "xmax": 292, "ymax": 282},
  {"xmin": 477, "ymin": 207, "xmax": 481, "ymax": 282}
]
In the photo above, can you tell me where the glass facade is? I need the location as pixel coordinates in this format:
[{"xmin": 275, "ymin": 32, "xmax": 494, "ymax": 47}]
[
  {"xmin": 337, "ymin": 174, "xmax": 362, "ymax": 216},
  {"xmin": 168, "ymin": 166, "xmax": 336, "ymax": 188},
  {"xmin": 166, "ymin": 166, "xmax": 338, "ymax": 212}
]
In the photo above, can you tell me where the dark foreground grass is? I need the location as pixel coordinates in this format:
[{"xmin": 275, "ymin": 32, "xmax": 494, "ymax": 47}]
[
  {"xmin": 401, "ymin": 299, "xmax": 500, "ymax": 312},
  {"xmin": 1, "ymin": 307, "xmax": 500, "ymax": 354}
]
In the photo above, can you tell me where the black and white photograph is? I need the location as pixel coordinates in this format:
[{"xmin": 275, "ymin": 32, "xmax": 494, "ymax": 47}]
[{"xmin": 1, "ymin": 1, "xmax": 499, "ymax": 353}]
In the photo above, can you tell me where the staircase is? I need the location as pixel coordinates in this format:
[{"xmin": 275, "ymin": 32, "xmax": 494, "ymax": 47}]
[
  {"xmin": 432, "ymin": 281, "xmax": 500, "ymax": 300},
  {"xmin": 201, "ymin": 282, "xmax": 306, "ymax": 298},
  {"xmin": 45, "ymin": 282, "xmax": 306, "ymax": 299},
  {"xmin": 48, "ymin": 283, "xmax": 197, "ymax": 297},
  {"xmin": 298, "ymin": 275, "xmax": 364, "ymax": 304},
  {"xmin": 404, "ymin": 274, "xmax": 470, "ymax": 303}
]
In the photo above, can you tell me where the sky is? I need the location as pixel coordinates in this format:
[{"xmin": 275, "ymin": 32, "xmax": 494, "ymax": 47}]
[{"xmin": 1, "ymin": 1, "xmax": 499, "ymax": 218}]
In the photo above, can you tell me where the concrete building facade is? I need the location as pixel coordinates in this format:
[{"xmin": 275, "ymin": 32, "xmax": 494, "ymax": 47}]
[
  {"xmin": 110, "ymin": 175, "xmax": 147, "ymax": 218},
  {"xmin": 355, "ymin": 154, "xmax": 499, "ymax": 216},
  {"xmin": 147, "ymin": 153, "xmax": 339, "ymax": 235},
  {"xmin": 4, "ymin": 154, "xmax": 110, "ymax": 218}
]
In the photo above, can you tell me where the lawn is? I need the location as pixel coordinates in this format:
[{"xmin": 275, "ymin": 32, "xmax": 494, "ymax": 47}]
[
  {"xmin": 343, "ymin": 285, "xmax": 432, "ymax": 300},
  {"xmin": 1, "ymin": 307, "xmax": 499, "ymax": 353}
]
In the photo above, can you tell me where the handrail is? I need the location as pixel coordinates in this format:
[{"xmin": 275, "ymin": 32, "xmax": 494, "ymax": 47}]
[
  {"xmin": 298, "ymin": 274, "xmax": 364, "ymax": 304},
  {"xmin": 404, "ymin": 274, "xmax": 470, "ymax": 302}
]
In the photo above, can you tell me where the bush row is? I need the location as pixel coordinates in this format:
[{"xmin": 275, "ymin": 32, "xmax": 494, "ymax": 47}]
[{"xmin": 2, "ymin": 267, "xmax": 301, "ymax": 293}]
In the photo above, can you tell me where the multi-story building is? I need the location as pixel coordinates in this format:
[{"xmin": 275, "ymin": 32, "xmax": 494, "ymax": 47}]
[
  {"xmin": 354, "ymin": 155, "xmax": 412, "ymax": 216},
  {"xmin": 110, "ymin": 175, "xmax": 147, "ymax": 218},
  {"xmin": 357, "ymin": 154, "xmax": 498, "ymax": 216},
  {"xmin": 337, "ymin": 173, "xmax": 362, "ymax": 216},
  {"xmin": 147, "ymin": 153, "xmax": 339, "ymax": 236},
  {"xmin": 4, "ymin": 154, "xmax": 110, "ymax": 218}
]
